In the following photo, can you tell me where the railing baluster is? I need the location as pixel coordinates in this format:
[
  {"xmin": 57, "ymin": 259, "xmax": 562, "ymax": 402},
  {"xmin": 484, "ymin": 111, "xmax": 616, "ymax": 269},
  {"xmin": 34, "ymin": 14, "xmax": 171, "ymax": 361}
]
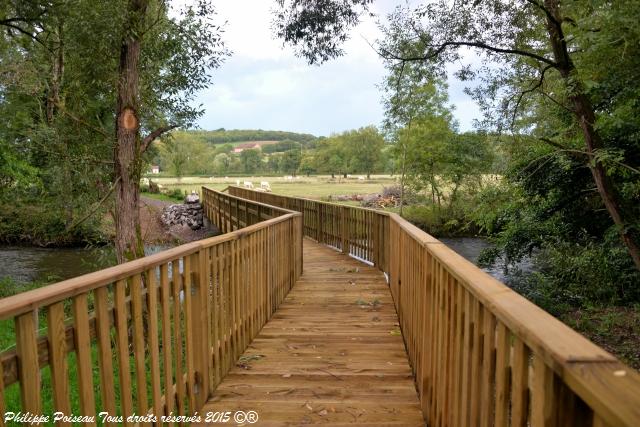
[
  {"xmin": 72, "ymin": 293, "xmax": 96, "ymax": 426},
  {"xmin": 47, "ymin": 302, "xmax": 71, "ymax": 421},
  {"xmin": 94, "ymin": 287, "xmax": 116, "ymax": 422},
  {"xmin": 16, "ymin": 310, "xmax": 40, "ymax": 414}
]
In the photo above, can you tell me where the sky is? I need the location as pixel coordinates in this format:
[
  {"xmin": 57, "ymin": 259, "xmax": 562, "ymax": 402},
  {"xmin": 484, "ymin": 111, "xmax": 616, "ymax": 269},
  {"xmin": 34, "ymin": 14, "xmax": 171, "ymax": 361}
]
[{"xmin": 193, "ymin": 0, "xmax": 482, "ymax": 137}]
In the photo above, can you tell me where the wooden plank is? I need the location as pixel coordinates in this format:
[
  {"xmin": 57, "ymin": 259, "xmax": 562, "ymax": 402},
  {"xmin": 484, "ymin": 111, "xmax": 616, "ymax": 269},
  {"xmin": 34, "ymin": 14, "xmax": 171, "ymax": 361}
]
[
  {"xmin": 130, "ymin": 274, "xmax": 148, "ymax": 420},
  {"xmin": 200, "ymin": 240, "xmax": 423, "ymax": 425},
  {"xmin": 47, "ymin": 302, "xmax": 71, "ymax": 421},
  {"xmin": 184, "ymin": 255, "xmax": 196, "ymax": 412},
  {"xmin": 511, "ymin": 337, "xmax": 530, "ymax": 426},
  {"xmin": 494, "ymin": 322, "xmax": 511, "ymax": 427},
  {"xmin": 114, "ymin": 279, "xmax": 134, "ymax": 423},
  {"xmin": 94, "ymin": 287, "xmax": 116, "ymax": 422},
  {"xmin": 15, "ymin": 310, "xmax": 40, "ymax": 414},
  {"xmin": 172, "ymin": 259, "xmax": 186, "ymax": 416},
  {"xmin": 160, "ymin": 263, "xmax": 175, "ymax": 420},
  {"xmin": 480, "ymin": 309, "xmax": 496, "ymax": 427},
  {"xmin": 147, "ymin": 269, "xmax": 163, "ymax": 419},
  {"xmin": 531, "ymin": 354, "xmax": 557, "ymax": 427},
  {"xmin": 72, "ymin": 293, "xmax": 96, "ymax": 425}
]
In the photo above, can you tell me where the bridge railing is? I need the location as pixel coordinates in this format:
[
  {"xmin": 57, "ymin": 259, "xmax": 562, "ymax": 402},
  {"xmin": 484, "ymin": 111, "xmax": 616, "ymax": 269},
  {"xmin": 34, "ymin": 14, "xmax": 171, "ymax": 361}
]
[
  {"xmin": 0, "ymin": 189, "xmax": 302, "ymax": 423},
  {"xmin": 228, "ymin": 186, "xmax": 640, "ymax": 427}
]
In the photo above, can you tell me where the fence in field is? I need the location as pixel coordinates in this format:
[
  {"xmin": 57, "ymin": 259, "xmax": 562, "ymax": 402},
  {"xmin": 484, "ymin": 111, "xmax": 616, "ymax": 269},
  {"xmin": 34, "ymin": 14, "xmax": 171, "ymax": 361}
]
[
  {"xmin": 228, "ymin": 186, "xmax": 640, "ymax": 427},
  {"xmin": 0, "ymin": 189, "xmax": 302, "ymax": 425}
]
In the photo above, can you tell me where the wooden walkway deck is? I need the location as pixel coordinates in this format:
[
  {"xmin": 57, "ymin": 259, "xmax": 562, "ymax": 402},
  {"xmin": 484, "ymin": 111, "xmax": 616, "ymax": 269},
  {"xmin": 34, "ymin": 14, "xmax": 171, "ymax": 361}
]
[{"xmin": 199, "ymin": 239, "xmax": 424, "ymax": 426}]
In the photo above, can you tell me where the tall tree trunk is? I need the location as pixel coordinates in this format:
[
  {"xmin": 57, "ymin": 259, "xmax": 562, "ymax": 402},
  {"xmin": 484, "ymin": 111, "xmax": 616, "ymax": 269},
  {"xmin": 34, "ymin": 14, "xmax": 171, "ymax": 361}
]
[
  {"xmin": 543, "ymin": 0, "xmax": 640, "ymax": 271},
  {"xmin": 47, "ymin": 19, "xmax": 73, "ymax": 226},
  {"xmin": 114, "ymin": 0, "xmax": 148, "ymax": 263}
]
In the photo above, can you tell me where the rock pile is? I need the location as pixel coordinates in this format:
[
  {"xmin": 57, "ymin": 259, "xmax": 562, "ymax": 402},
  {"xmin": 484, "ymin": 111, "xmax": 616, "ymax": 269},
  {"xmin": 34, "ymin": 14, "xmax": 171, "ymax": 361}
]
[{"xmin": 161, "ymin": 194, "xmax": 204, "ymax": 230}]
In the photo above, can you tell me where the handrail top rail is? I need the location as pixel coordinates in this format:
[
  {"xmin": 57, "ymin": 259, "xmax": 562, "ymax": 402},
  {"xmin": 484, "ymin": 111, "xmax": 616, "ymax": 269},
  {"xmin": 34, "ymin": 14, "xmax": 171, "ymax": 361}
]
[
  {"xmin": 226, "ymin": 185, "xmax": 393, "ymax": 216},
  {"xmin": 388, "ymin": 211, "xmax": 618, "ymax": 366},
  {"xmin": 0, "ymin": 189, "xmax": 300, "ymax": 321},
  {"xmin": 205, "ymin": 186, "xmax": 299, "ymax": 216}
]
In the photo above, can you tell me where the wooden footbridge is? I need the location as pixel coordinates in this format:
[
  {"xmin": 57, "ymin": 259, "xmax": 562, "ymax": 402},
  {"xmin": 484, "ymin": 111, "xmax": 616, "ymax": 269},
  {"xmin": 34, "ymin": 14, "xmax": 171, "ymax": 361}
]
[{"xmin": 0, "ymin": 187, "xmax": 639, "ymax": 426}]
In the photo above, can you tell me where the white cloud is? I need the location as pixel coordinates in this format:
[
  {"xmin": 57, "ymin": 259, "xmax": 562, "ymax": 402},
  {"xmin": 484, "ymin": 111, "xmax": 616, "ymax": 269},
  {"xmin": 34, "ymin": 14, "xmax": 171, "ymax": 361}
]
[{"xmin": 193, "ymin": 0, "xmax": 482, "ymax": 135}]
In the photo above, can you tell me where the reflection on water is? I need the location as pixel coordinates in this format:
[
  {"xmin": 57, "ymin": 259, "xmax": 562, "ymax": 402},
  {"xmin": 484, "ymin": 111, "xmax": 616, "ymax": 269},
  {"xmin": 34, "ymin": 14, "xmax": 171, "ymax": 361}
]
[
  {"xmin": 0, "ymin": 244, "xmax": 171, "ymax": 284},
  {"xmin": 438, "ymin": 237, "xmax": 533, "ymax": 283}
]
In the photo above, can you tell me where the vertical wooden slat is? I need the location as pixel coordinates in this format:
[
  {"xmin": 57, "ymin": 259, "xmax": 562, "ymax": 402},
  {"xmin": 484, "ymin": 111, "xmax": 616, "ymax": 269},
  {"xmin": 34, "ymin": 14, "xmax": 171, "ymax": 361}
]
[
  {"xmin": 94, "ymin": 287, "xmax": 116, "ymax": 422},
  {"xmin": 183, "ymin": 255, "xmax": 196, "ymax": 412},
  {"xmin": 211, "ymin": 246, "xmax": 221, "ymax": 388},
  {"xmin": 160, "ymin": 263, "xmax": 175, "ymax": 419},
  {"xmin": 511, "ymin": 338, "xmax": 530, "ymax": 426},
  {"xmin": 480, "ymin": 309, "xmax": 497, "ymax": 427},
  {"xmin": 73, "ymin": 294, "xmax": 97, "ymax": 426},
  {"xmin": 130, "ymin": 274, "xmax": 148, "ymax": 419},
  {"xmin": 114, "ymin": 279, "xmax": 134, "ymax": 422},
  {"xmin": 15, "ymin": 310, "xmax": 40, "ymax": 415},
  {"xmin": 172, "ymin": 259, "xmax": 186, "ymax": 415},
  {"xmin": 147, "ymin": 269, "xmax": 163, "ymax": 419},
  {"xmin": 531, "ymin": 354, "xmax": 557, "ymax": 427},
  {"xmin": 47, "ymin": 302, "xmax": 71, "ymax": 422},
  {"xmin": 495, "ymin": 322, "xmax": 511, "ymax": 427}
]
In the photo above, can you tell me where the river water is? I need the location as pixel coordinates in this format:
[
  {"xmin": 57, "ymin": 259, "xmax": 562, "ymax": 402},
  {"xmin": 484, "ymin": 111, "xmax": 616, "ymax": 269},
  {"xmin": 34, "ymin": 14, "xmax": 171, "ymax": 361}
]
[
  {"xmin": 0, "ymin": 244, "xmax": 171, "ymax": 284},
  {"xmin": 1, "ymin": 237, "xmax": 526, "ymax": 285}
]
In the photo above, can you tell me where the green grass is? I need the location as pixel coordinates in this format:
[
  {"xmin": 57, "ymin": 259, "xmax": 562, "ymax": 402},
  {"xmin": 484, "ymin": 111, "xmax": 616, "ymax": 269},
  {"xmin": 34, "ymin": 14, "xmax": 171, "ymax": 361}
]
[{"xmin": 147, "ymin": 175, "xmax": 398, "ymax": 199}]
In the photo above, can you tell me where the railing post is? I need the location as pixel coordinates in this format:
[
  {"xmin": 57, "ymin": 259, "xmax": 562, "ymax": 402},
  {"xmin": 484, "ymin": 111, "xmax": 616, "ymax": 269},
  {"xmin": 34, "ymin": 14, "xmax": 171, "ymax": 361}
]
[
  {"xmin": 316, "ymin": 205, "xmax": 321, "ymax": 243},
  {"xmin": 191, "ymin": 249, "xmax": 212, "ymax": 410},
  {"xmin": 341, "ymin": 206, "xmax": 349, "ymax": 254}
]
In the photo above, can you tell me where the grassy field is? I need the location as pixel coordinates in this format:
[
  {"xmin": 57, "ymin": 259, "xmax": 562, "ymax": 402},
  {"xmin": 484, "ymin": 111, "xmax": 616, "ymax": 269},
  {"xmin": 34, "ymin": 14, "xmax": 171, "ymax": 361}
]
[{"xmin": 147, "ymin": 175, "xmax": 399, "ymax": 199}]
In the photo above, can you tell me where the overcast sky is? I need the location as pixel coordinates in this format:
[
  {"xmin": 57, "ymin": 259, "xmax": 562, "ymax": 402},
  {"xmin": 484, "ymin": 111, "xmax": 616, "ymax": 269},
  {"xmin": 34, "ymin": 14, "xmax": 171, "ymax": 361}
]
[{"xmin": 193, "ymin": 0, "xmax": 482, "ymax": 137}]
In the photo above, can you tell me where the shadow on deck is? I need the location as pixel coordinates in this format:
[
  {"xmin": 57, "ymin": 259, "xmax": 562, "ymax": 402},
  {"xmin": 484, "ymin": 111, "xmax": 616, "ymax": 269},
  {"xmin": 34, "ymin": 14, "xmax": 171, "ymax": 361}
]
[{"xmin": 199, "ymin": 239, "xmax": 424, "ymax": 426}]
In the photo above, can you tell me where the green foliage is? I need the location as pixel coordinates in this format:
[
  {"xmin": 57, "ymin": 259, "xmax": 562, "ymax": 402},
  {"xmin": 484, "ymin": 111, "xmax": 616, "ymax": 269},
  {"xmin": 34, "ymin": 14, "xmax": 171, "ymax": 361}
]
[
  {"xmin": 240, "ymin": 149, "xmax": 262, "ymax": 174},
  {"xmin": 175, "ymin": 129, "xmax": 316, "ymax": 145}
]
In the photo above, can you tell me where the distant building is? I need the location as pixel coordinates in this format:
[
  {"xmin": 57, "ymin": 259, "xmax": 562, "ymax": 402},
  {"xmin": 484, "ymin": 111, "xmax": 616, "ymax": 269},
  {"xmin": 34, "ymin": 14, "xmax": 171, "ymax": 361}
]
[
  {"xmin": 233, "ymin": 143, "xmax": 262, "ymax": 153},
  {"xmin": 150, "ymin": 165, "xmax": 160, "ymax": 174}
]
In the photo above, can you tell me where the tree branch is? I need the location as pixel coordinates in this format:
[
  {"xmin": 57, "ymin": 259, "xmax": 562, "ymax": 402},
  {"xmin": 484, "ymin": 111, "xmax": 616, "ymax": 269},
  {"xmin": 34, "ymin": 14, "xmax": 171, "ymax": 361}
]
[
  {"xmin": 65, "ymin": 177, "xmax": 120, "ymax": 231},
  {"xmin": 510, "ymin": 64, "xmax": 554, "ymax": 130},
  {"xmin": 379, "ymin": 40, "xmax": 557, "ymax": 67},
  {"xmin": 140, "ymin": 125, "xmax": 178, "ymax": 153}
]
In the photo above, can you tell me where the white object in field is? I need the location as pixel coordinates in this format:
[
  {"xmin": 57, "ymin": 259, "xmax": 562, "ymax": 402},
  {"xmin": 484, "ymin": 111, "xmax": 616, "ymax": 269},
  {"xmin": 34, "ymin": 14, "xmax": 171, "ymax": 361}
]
[
  {"xmin": 260, "ymin": 181, "xmax": 271, "ymax": 190},
  {"xmin": 140, "ymin": 177, "xmax": 150, "ymax": 186},
  {"xmin": 347, "ymin": 174, "xmax": 352, "ymax": 178},
  {"xmin": 358, "ymin": 176, "xmax": 365, "ymax": 180},
  {"xmin": 244, "ymin": 181, "xmax": 254, "ymax": 188},
  {"xmin": 236, "ymin": 179, "xmax": 240, "ymax": 186},
  {"xmin": 285, "ymin": 175, "xmax": 293, "ymax": 180},
  {"xmin": 209, "ymin": 176, "xmax": 214, "ymax": 180}
]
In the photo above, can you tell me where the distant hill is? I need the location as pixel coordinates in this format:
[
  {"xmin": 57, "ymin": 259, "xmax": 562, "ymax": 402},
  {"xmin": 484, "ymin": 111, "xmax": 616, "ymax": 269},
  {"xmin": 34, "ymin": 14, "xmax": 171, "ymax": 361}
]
[{"xmin": 176, "ymin": 129, "xmax": 317, "ymax": 145}]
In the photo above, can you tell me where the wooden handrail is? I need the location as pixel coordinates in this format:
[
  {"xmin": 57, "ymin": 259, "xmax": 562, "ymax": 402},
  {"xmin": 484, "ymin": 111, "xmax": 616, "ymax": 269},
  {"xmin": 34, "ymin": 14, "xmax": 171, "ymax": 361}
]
[
  {"xmin": 0, "ymin": 188, "xmax": 303, "ymax": 421},
  {"xmin": 230, "ymin": 186, "xmax": 640, "ymax": 427}
]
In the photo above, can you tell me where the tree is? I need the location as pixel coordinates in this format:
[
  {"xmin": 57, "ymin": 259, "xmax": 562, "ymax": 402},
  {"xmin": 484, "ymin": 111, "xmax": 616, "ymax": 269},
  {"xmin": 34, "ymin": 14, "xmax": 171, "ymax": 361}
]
[
  {"xmin": 240, "ymin": 149, "xmax": 262, "ymax": 174},
  {"xmin": 281, "ymin": 148, "xmax": 302, "ymax": 175},
  {"xmin": 299, "ymin": 153, "xmax": 316, "ymax": 176},
  {"xmin": 274, "ymin": 0, "xmax": 640, "ymax": 271},
  {"xmin": 345, "ymin": 126, "xmax": 384, "ymax": 179},
  {"xmin": 314, "ymin": 136, "xmax": 348, "ymax": 178},
  {"xmin": 213, "ymin": 153, "xmax": 231, "ymax": 174},
  {"xmin": 112, "ymin": 0, "xmax": 227, "ymax": 262}
]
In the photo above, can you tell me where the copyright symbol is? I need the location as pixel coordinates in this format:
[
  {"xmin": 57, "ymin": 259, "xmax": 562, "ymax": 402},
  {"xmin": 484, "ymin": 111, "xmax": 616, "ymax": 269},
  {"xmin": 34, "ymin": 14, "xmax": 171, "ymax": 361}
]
[
  {"xmin": 233, "ymin": 411, "xmax": 246, "ymax": 423},
  {"xmin": 234, "ymin": 410, "xmax": 258, "ymax": 424}
]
